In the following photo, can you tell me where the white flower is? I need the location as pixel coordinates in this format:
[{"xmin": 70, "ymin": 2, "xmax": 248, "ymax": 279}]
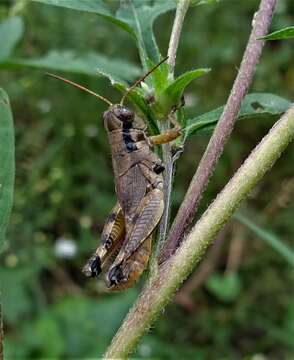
[{"xmin": 54, "ymin": 237, "xmax": 77, "ymax": 259}]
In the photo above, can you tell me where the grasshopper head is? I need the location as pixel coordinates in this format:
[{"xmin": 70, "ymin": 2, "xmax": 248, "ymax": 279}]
[{"xmin": 103, "ymin": 104, "xmax": 134, "ymax": 131}]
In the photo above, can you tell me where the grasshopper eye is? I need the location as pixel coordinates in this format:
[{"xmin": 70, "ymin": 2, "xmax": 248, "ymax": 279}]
[{"xmin": 113, "ymin": 106, "xmax": 134, "ymax": 122}]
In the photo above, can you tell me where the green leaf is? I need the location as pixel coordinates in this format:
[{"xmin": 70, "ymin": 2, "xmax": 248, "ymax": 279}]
[
  {"xmin": 190, "ymin": 0, "xmax": 221, "ymax": 6},
  {"xmin": 270, "ymin": 304, "xmax": 294, "ymax": 348},
  {"xmin": 4, "ymin": 50, "xmax": 140, "ymax": 83},
  {"xmin": 164, "ymin": 68, "xmax": 210, "ymax": 103},
  {"xmin": 116, "ymin": 1, "xmax": 176, "ymax": 65},
  {"xmin": 32, "ymin": 0, "xmax": 134, "ymax": 35},
  {"xmin": 148, "ymin": 60, "xmax": 170, "ymax": 95},
  {"xmin": 51, "ymin": 291, "xmax": 137, "ymax": 357},
  {"xmin": 260, "ymin": 26, "xmax": 294, "ymax": 40},
  {"xmin": 0, "ymin": 89, "xmax": 15, "ymax": 248},
  {"xmin": 0, "ymin": 268, "xmax": 32, "ymax": 324},
  {"xmin": 206, "ymin": 272, "xmax": 242, "ymax": 302},
  {"xmin": 185, "ymin": 93, "xmax": 292, "ymax": 138},
  {"xmin": 155, "ymin": 68, "xmax": 210, "ymax": 119},
  {"xmin": 29, "ymin": 313, "xmax": 65, "ymax": 357},
  {"xmin": 0, "ymin": 16, "xmax": 24, "ymax": 61},
  {"xmin": 234, "ymin": 213, "xmax": 294, "ymax": 267},
  {"xmin": 32, "ymin": 0, "xmax": 176, "ymax": 66},
  {"xmin": 33, "ymin": 0, "xmax": 111, "ymax": 14}
]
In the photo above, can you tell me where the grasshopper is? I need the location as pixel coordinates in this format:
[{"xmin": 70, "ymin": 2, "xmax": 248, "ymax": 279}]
[{"xmin": 47, "ymin": 58, "xmax": 181, "ymax": 290}]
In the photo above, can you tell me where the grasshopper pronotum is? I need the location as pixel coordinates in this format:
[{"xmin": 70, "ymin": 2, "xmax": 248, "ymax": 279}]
[{"xmin": 47, "ymin": 58, "xmax": 181, "ymax": 290}]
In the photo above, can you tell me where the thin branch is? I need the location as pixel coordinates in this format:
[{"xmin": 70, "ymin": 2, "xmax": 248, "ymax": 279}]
[
  {"xmin": 167, "ymin": 0, "xmax": 190, "ymax": 77},
  {"xmin": 158, "ymin": 122, "xmax": 173, "ymax": 250},
  {"xmin": 158, "ymin": 0, "xmax": 190, "ymax": 252},
  {"xmin": 104, "ymin": 105, "xmax": 294, "ymax": 359},
  {"xmin": 160, "ymin": 0, "xmax": 277, "ymax": 263}
]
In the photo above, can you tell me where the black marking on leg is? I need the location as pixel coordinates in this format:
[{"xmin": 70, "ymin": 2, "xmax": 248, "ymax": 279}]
[
  {"xmin": 108, "ymin": 265, "xmax": 125, "ymax": 285},
  {"xmin": 90, "ymin": 256, "xmax": 101, "ymax": 277},
  {"xmin": 153, "ymin": 163, "xmax": 165, "ymax": 174},
  {"xmin": 107, "ymin": 212, "xmax": 117, "ymax": 222},
  {"xmin": 104, "ymin": 237, "xmax": 112, "ymax": 249},
  {"xmin": 101, "ymin": 230, "xmax": 117, "ymax": 248}
]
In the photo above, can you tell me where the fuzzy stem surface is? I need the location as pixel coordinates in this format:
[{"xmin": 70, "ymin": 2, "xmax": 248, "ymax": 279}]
[{"xmin": 167, "ymin": 0, "xmax": 190, "ymax": 76}]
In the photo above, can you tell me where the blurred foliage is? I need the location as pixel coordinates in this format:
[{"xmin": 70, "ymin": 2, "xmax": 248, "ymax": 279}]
[
  {"xmin": 0, "ymin": 0, "xmax": 293, "ymax": 358},
  {"xmin": 0, "ymin": 88, "xmax": 14, "ymax": 245},
  {"xmin": 234, "ymin": 212, "xmax": 294, "ymax": 267}
]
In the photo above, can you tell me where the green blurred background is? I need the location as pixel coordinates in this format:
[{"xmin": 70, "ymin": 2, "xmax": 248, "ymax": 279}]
[{"xmin": 1, "ymin": 0, "xmax": 293, "ymax": 358}]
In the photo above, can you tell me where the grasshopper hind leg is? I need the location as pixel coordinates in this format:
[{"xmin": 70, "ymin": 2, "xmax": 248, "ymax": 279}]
[{"xmin": 82, "ymin": 203, "xmax": 125, "ymax": 278}]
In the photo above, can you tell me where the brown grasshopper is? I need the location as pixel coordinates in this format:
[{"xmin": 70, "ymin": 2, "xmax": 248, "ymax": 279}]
[{"xmin": 47, "ymin": 58, "xmax": 181, "ymax": 290}]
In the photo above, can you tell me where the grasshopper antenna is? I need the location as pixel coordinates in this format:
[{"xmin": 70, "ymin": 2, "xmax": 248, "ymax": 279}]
[
  {"xmin": 120, "ymin": 55, "xmax": 169, "ymax": 105},
  {"xmin": 46, "ymin": 72, "xmax": 113, "ymax": 106}
]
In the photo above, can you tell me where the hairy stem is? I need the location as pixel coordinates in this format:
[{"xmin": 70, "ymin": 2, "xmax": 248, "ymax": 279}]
[
  {"xmin": 158, "ymin": 122, "xmax": 173, "ymax": 248},
  {"xmin": 104, "ymin": 105, "xmax": 294, "ymax": 359},
  {"xmin": 167, "ymin": 0, "xmax": 190, "ymax": 77},
  {"xmin": 158, "ymin": 0, "xmax": 190, "ymax": 250},
  {"xmin": 160, "ymin": 0, "xmax": 277, "ymax": 263}
]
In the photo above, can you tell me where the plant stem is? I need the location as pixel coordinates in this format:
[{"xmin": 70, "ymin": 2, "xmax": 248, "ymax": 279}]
[
  {"xmin": 104, "ymin": 105, "xmax": 294, "ymax": 359},
  {"xmin": 158, "ymin": 120, "xmax": 173, "ymax": 250},
  {"xmin": 158, "ymin": 0, "xmax": 190, "ymax": 250},
  {"xmin": 160, "ymin": 0, "xmax": 277, "ymax": 263},
  {"xmin": 167, "ymin": 0, "xmax": 190, "ymax": 77}
]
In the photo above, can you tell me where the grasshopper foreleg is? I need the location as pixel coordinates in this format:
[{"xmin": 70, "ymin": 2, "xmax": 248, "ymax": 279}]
[{"xmin": 149, "ymin": 127, "xmax": 181, "ymax": 146}]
